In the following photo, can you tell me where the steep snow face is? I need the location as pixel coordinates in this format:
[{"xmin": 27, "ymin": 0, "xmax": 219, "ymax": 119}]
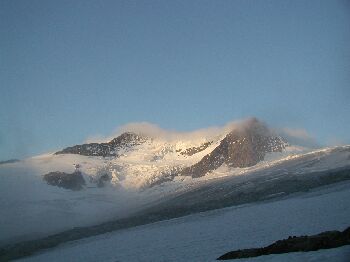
[
  {"xmin": 50, "ymin": 130, "xmax": 226, "ymax": 189},
  {"xmin": 110, "ymin": 135, "xmax": 224, "ymax": 188}
]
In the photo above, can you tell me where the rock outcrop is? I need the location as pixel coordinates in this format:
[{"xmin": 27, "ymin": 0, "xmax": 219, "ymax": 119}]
[
  {"xmin": 43, "ymin": 171, "xmax": 86, "ymax": 190},
  {"xmin": 55, "ymin": 132, "xmax": 147, "ymax": 157},
  {"xmin": 181, "ymin": 118, "xmax": 287, "ymax": 178},
  {"xmin": 179, "ymin": 141, "xmax": 213, "ymax": 156},
  {"xmin": 217, "ymin": 226, "xmax": 350, "ymax": 260}
]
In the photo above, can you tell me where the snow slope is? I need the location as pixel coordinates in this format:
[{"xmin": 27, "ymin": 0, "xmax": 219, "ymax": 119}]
[
  {"xmin": 0, "ymin": 135, "xmax": 223, "ymax": 244},
  {"xmin": 18, "ymin": 182, "xmax": 350, "ymax": 262},
  {"xmin": 1, "ymin": 145, "xmax": 350, "ymax": 246}
]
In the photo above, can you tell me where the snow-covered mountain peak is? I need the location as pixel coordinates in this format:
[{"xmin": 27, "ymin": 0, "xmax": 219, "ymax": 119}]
[
  {"xmin": 5, "ymin": 118, "xmax": 337, "ymax": 193},
  {"xmin": 1, "ymin": 118, "xmax": 350, "ymax": 253},
  {"xmin": 108, "ymin": 132, "xmax": 149, "ymax": 146},
  {"xmin": 29, "ymin": 118, "xmax": 299, "ymax": 189}
]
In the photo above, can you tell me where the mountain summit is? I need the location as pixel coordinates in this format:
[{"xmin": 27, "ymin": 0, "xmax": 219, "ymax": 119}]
[
  {"xmin": 2, "ymin": 117, "xmax": 350, "ymax": 260},
  {"xmin": 53, "ymin": 118, "xmax": 288, "ymax": 183},
  {"xmin": 181, "ymin": 118, "xmax": 287, "ymax": 177}
]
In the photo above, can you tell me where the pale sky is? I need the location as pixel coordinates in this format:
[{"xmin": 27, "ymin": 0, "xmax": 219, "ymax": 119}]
[{"xmin": 1, "ymin": 0, "xmax": 350, "ymax": 160}]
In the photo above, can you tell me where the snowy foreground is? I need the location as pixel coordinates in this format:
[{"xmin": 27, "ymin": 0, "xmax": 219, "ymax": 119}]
[
  {"xmin": 1, "ymin": 145, "xmax": 350, "ymax": 248},
  {"xmin": 19, "ymin": 182, "xmax": 350, "ymax": 262}
]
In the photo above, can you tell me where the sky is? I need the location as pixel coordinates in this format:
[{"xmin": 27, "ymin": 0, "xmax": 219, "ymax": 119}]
[{"xmin": 1, "ymin": 0, "xmax": 350, "ymax": 160}]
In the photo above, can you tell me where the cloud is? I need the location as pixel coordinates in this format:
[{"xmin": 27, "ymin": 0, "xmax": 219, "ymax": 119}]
[
  {"xmin": 279, "ymin": 127, "xmax": 318, "ymax": 148},
  {"xmin": 282, "ymin": 128, "xmax": 313, "ymax": 140},
  {"xmin": 326, "ymin": 137, "xmax": 346, "ymax": 147},
  {"xmin": 84, "ymin": 117, "xmax": 320, "ymax": 149},
  {"xmin": 84, "ymin": 134, "xmax": 110, "ymax": 144},
  {"xmin": 105, "ymin": 121, "xmax": 226, "ymax": 142},
  {"xmin": 85, "ymin": 117, "xmax": 265, "ymax": 143}
]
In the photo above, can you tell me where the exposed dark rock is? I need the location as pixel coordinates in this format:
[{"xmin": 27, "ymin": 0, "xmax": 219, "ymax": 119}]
[
  {"xmin": 97, "ymin": 173, "xmax": 111, "ymax": 187},
  {"xmin": 55, "ymin": 132, "xmax": 147, "ymax": 157},
  {"xmin": 180, "ymin": 141, "xmax": 213, "ymax": 156},
  {"xmin": 217, "ymin": 227, "xmax": 350, "ymax": 260},
  {"xmin": 43, "ymin": 171, "xmax": 86, "ymax": 190},
  {"xmin": 181, "ymin": 118, "xmax": 287, "ymax": 178}
]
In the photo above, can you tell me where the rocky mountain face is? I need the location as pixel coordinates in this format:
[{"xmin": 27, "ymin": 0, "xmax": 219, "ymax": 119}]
[
  {"xmin": 55, "ymin": 132, "xmax": 148, "ymax": 157},
  {"xmin": 180, "ymin": 119, "xmax": 287, "ymax": 178}
]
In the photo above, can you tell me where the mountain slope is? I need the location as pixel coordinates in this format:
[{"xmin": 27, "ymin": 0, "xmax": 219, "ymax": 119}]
[
  {"xmin": 1, "ymin": 118, "xmax": 350, "ymax": 260},
  {"xmin": 1, "ymin": 145, "xmax": 350, "ymax": 260},
  {"xmin": 51, "ymin": 118, "xmax": 289, "ymax": 187}
]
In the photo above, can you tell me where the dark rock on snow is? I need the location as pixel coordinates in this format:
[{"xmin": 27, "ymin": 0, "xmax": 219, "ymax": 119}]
[
  {"xmin": 217, "ymin": 226, "xmax": 350, "ymax": 260},
  {"xmin": 181, "ymin": 118, "xmax": 287, "ymax": 178},
  {"xmin": 97, "ymin": 173, "xmax": 111, "ymax": 188},
  {"xmin": 43, "ymin": 171, "xmax": 86, "ymax": 190},
  {"xmin": 55, "ymin": 132, "xmax": 147, "ymax": 157},
  {"xmin": 179, "ymin": 141, "xmax": 213, "ymax": 156}
]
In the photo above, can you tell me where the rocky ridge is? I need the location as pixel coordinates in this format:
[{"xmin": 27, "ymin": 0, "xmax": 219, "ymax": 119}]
[{"xmin": 55, "ymin": 132, "xmax": 148, "ymax": 157}]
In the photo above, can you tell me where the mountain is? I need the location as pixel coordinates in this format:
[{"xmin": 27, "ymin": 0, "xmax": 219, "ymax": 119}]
[
  {"xmin": 1, "ymin": 145, "xmax": 350, "ymax": 261},
  {"xmin": 52, "ymin": 118, "xmax": 288, "ymax": 185},
  {"xmin": 1, "ymin": 118, "xmax": 350, "ymax": 261}
]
